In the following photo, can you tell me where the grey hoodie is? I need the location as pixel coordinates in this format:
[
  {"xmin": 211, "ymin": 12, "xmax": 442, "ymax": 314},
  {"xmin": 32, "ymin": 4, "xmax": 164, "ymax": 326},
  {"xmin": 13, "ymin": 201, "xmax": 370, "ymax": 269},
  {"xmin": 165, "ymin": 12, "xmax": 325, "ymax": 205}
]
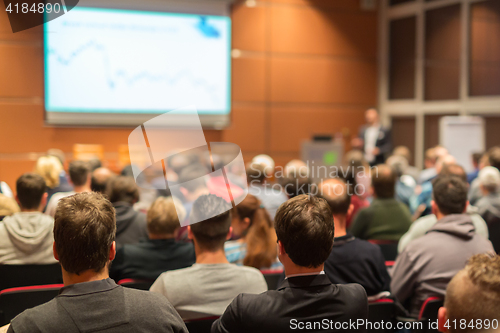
[
  {"xmin": 0, "ymin": 212, "xmax": 57, "ymax": 264},
  {"xmin": 391, "ymin": 214, "xmax": 494, "ymax": 318}
]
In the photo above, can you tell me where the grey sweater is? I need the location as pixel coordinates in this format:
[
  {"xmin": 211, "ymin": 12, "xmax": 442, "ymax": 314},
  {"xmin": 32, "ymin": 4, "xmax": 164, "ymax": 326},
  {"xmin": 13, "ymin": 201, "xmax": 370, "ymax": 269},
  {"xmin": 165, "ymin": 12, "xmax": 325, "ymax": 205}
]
[{"xmin": 391, "ymin": 214, "xmax": 494, "ymax": 317}]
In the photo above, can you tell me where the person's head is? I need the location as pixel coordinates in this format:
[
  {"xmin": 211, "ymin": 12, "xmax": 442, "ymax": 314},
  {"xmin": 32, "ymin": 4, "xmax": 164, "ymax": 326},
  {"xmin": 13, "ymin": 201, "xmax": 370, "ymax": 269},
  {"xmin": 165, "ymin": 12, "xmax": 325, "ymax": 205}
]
[
  {"xmin": 371, "ymin": 164, "xmax": 396, "ymax": 199},
  {"xmin": 178, "ymin": 164, "xmax": 209, "ymax": 196},
  {"xmin": 386, "ymin": 154, "xmax": 409, "ymax": 178},
  {"xmin": 424, "ymin": 148, "xmax": 437, "ymax": 169},
  {"xmin": 431, "ymin": 175, "xmax": 468, "ymax": 218},
  {"xmin": 105, "ymin": 176, "xmax": 139, "ymax": 205},
  {"xmin": 434, "ymin": 145, "xmax": 449, "ymax": 159},
  {"xmin": 440, "ymin": 163, "xmax": 467, "ymax": 183},
  {"xmin": 147, "ymin": 196, "xmax": 186, "ymax": 238},
  {"xmin": 91, "ymin": 167, "xmax": 115, "ymax": 194},
  {"xmin": 16, "ymin": 173, "xmax": 47, "ymax": 211},
  {"xmin": 472, "ymin": 152, "xmax": 483, "ymax": 169},
  {"xmin": 318, "ymin": 178, "xmax": 352, "ymax": 225},
  {"xmin": 478, "ymin": 166, "xmax": 500, "ymax": 195},
  {"xmin": 488, "ymin": 146, "xmax": 500, "ymax": 170},
  {"xmin": 246, "ymin": 162, "xmax": 268, "ymax": 185},
  {"xmin": 274, "ymin": 194, "xmax": 333, "ymax": 269},
  {"xmin": 231, "ymin": 194, "xmax": 277, "ymax": 269},
  {"xmin": 393, "ymin": 146, "xmax": 412, "ymax": 164},
  {"xmin": 53, "ymin": 192, "xmax": 116, "ymax": 276},
  {"xmin": 251, "ymin": 154, "xmax": 275, "ymax": 177},
  {"xmin": 0, "ymin": 194, "xmax": 20, "ymax": 219},
  {"xmin": 35, "ymin": 155, "xmax": 63, "ymax": 189},
  {"xmin": 435, "ymin": 155, "xmax": 457, "ymax": 174},
  {"xmin": 68, "ymin": 160, "xmax": 91, "ymax": 188},
  {"xmin": 284, "ymin": 160, "xmax": 309, "ymax": 179},
  {"xmin": 438, "ymin": 254, "xmax": 500, "ymax": 333},
  {"xmin": 47, "ymin": 148, "xmax": 66, "ymax": 167},
  {"xmin": 188, "ymin": 194, "xmax": 232, "ymax": 252},
  {"xmin": 365, "ymin": 108, "xmax": 379, "ymax": 126}
]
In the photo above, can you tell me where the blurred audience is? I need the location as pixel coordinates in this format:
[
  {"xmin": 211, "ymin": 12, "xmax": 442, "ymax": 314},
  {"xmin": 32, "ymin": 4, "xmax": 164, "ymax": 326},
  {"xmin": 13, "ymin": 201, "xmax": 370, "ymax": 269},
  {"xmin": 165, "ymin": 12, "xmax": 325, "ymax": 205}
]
[
  {"xmin": 391, "ymin": 175, "xmax": 494, "ymax": 318},
  {"xmin": 106, "ymin": 176, "xmax": 148, "ymax": 249},
  {"xmin": 45, "ymin": 160, "xmax": 91, "ymax": 217},
  {"xmin": 387, "ymin": 154, "xmax": 416, "ymax": 207},
  {"xmin": 350, "ymin": 164, "xmax": 412, "ymax": 241},
  {"xmin": 467, "ymin": 152, "xmax": 483, "ymax": 184},
  {"xmin": 212, "ymin": 194, "xmax": 368, "ymax": 333},
  {"xmin": 319, "ymin": 178, "xmax": 390, "ymax": 296},
  {"xmin": 46, "ymin": 149, "xmax": 74, "ymax": 198},
  {"xmin": 246, "ymin": 162, "xmax": 287, "ymax": 219},
  {"xmin": 0, "ymin": 180, "xmax": 13, "ymax": 198},
  {"xmin": 469, "ymin": 147, "xmax": 500, "ymax": 205},
  {"xmin": 110, "ymin": 196, "xmax": 195, "ymax": 282},
  {"xmin": 399, "ymin": 164, "xmax": 489, "ymax": 253},
  {"xmin": 343, "ymin": 150, "xmax": 370, "ymax": 228},
  {"xmin": 35, "ymin": 155, "xmax": 71, "ymax": 205},
  {"xmin": 279, "ymin": 161, "xmax": 313, "ymax": 199},
  {"xmin": 475, "ymin": 166, "xmax": 500, "ymax": 253},
  {"xmin": 0, "ymin": 173, "xmax": 56, "ymax": 264},
  {"xmin": 437, "ymin": 254, "xmax": 500, "ymax": 333},
  {"xmin": 0, "ymin": 194, "xmax": 20, "ymax": 221},
  {"xmin": 393, "ymin": 145, "xmax": 420, "ymax": 181},
  {"xmin": 7, "ymin": 192, "xmax": 188, "ymax": 333},
  {"xmin": 150, "ymin": 194, "xmax": 267, "ymax": 320},
  {"xmin": 91, "ymin": 167, "xmax": 115, "ymax": 194},
  {"xmin": 225, "ymin": 194, "xmax": 280, "ymax": 269}
]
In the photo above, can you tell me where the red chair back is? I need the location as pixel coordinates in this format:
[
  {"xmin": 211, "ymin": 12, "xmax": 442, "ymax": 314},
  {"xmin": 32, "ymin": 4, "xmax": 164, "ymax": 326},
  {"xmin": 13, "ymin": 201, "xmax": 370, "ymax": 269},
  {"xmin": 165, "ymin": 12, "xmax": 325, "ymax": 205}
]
[{"xmin": 419, "ymin": 296, "xmax": 443, "ymax": 321}]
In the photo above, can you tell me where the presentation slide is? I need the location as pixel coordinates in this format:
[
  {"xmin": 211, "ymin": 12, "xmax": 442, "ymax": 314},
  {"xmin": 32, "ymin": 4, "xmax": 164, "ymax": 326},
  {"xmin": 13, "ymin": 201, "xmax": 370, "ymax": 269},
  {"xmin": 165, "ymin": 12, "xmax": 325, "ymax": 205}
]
[{"xmin": 44, "ymin": 7, "xmax": 231, "ymax": 117}]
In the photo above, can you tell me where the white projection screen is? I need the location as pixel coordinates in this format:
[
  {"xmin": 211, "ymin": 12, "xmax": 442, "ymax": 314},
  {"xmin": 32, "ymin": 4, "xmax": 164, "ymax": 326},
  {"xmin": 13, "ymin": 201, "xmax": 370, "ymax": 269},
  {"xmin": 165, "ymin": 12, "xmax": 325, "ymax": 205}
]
[{"xmin": 44, "ymin": 1, "xmax": 231, "ymax": 128}]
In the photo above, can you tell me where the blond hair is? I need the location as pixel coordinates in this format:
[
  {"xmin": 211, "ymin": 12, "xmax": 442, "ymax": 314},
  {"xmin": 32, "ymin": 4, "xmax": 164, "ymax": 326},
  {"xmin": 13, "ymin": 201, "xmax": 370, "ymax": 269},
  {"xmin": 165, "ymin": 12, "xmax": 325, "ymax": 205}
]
[
  {"xmin": 146, "ymin": 197, "xmax": 185, "ymax": 235},
  {"xmin": 0, "ymin": 194, "xmax": 20, "ymax": 217},
  {"xmin": 35, "ymin": 155, "xmax": 62, "ymax": 189}
]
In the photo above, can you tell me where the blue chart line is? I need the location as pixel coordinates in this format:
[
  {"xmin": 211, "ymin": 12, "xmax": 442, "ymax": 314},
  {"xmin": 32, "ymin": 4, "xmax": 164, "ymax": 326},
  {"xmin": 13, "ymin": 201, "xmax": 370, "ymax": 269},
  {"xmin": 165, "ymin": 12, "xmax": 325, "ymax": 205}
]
[{"xmin": 47, "ymin": 41, "xmax": 221, "ymax": 103}]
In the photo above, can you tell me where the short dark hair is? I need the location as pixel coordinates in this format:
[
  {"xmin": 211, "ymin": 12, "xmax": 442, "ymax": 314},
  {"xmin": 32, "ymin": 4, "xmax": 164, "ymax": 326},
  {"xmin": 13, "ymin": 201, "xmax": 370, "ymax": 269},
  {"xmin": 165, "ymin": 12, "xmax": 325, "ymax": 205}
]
[
  {"xmin": 318, "ymin": 179, "xmax": 351, "ymax": 215},
  {"xmin": 279, "ymin": 174, "xmax": 313, "ymax": 199},
  {"xmin": 178, "ymin": 165, "xmax": 208, "ymax": 193},
  {"xmin": 371, "ymin": 165, "xmax": 396, "ymax": 199},
  {"xmin": 54, "ymin": 192, "xmax": 116, "ymax": 275},
  {"xmin": 440, "ymin": 163, "xmax": 467, "ymax": 183},
  {"xmin": 69, "ymin": 160, "xmax": 90, "ymax": 186},
  {"xmin": 16, "ymin": 173, "xmax": 46, "ymax": 209},
  {"xmin": 274, "ymin": 194, "xmax": 334, "ymax": 268},
  {"xmin": 432, "ymin": 175, "xmax": 468, "ymax": 215},
  {"xmin": 488, "ymin": 147, "xmax": 500, "ymax": 170},
  {"xmin": 246, "ymin": 163, "xmax": 267, "ymax": 184},
  {"xmin": 105, "ymin": 176, "xmax": 139, "ymax": 204},
  {"xmin": 189, "ymin": 194, "xmax": 232, "ymax": 251}
]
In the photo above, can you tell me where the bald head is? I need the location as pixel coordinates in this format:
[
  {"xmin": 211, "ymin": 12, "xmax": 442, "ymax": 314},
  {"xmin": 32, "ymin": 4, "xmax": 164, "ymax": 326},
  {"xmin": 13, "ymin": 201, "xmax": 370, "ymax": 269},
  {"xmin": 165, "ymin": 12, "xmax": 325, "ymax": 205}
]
[
  {"xmin": 319, "ymin": 178, "xmax": 351, "ymax": 216},
  {"xmin": 436, "ymin": 155, "xmax": 456, "ymax": 174},
  {"xmin": 440, "ymin": 254, "xmax": 500, "ymax": 333},
  {"xmin": 91, "ymin": 167, "xmax": 115, "ymax": 194}
]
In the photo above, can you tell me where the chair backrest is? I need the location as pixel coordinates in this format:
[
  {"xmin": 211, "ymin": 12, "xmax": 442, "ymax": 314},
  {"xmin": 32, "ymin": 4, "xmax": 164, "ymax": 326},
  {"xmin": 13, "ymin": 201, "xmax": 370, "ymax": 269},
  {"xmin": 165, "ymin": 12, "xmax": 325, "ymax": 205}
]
[
  {"xmin": 261, "ymin": 268, "xmax": 284, "ymax": 290},
  {"xmin": 368, "ymin": 240, "xmax": 399, "ymax": 261},
  {"xmin": 117, "ymin": 279, "xmax": 154, "ymax": 291},
  {"xmin": 419, "ymin": 297, "xmax": 444, "ymax": 321},
  {"xmin": 184, "ymin": 316, "xmax": 219, "ymax": 333},
  {"xmin": 0, "ymin": 284, "xmax": 63, "ymax": 326},
  {"xmin": 368, "ymin": 298, "xmax": 396, "ymax": 333},
  {"xmin": 0, "ymin": 264, "xmax": 63, "ymax": 291}
]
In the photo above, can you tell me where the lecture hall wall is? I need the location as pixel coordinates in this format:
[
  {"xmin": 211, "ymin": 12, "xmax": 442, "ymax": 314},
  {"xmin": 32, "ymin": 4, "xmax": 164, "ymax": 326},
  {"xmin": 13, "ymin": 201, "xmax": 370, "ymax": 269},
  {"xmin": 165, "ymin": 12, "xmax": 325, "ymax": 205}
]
[{"xmin": 0, "ymin": 0, "xmax": 377, "ymax": 189}]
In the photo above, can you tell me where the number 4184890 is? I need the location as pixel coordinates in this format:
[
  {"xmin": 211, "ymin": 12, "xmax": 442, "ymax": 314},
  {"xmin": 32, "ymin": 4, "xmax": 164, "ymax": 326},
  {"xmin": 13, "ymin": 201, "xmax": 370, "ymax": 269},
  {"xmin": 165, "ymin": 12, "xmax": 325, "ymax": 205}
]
[{"xmin": 5, "ymin": 3, "xmax": 61, "ymax": 14}]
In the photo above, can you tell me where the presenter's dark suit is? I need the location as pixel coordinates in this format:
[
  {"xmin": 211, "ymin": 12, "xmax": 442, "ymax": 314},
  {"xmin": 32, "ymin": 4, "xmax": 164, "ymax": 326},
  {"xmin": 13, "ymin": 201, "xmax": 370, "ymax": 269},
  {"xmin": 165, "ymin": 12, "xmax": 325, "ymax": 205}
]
[
  {"xmin": 8, "ymin": 278, "xmax": 188, "ymax": 333},
  {"xmin": 211, "ymin": 274, "xmax": 368, "ymax": 333},
  {"xmin": 358, "ymin": 125, "xmax": 392, "ymax": 166}
]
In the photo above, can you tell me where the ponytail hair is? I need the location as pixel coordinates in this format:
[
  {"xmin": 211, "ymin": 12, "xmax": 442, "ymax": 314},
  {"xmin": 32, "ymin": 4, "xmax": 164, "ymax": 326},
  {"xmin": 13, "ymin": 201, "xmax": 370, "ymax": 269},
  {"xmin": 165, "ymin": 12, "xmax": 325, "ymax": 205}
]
[{"xmin": 233, "ymin": 194, "xmax": 277, "ymax": 269}]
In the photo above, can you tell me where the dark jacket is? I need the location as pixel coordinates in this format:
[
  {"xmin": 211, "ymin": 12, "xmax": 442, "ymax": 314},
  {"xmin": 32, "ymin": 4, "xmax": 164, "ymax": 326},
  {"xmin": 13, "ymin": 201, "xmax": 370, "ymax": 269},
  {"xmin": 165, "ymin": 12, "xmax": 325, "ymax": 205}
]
[
  {"xmin": 211, "ymin": 274, "xmax": 368, "ymax": 333},
  {"xmin": 114, "ymin": 202, "xmax": 149, "ymax": 249},
  {"xmin": 8, "ymin": 278, "xmax": 188, "ymax": 333},
  {"xmin": 324, "ymin": 234, "xmax": 391, "ymax": 296},
  {"xmin": 391, "ymin": 214, "xmax": 494, "ymax": 317},
  {"xmin": 476, "ymin": 193, "xmax": 500, "ymax": 253},
  {"xmin": 110, "ymin": 238, "xmax": 196, "ymax": 282},
  {"xmin": 350, "ymin": 198, "xmax": 412, "ymax": 241},
  {"xmin": 358, "ymin": 125, "xmax": 392, "ymax": 166}
]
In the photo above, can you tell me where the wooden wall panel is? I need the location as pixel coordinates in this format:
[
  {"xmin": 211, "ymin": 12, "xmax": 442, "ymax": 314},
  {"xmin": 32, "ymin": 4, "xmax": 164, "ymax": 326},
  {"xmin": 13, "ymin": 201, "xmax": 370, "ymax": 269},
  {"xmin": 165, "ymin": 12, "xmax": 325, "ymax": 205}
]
[
  {"xmin": 0, "ymin": 45, "xmax": 43, "ymax": 97},
  {"xmin": 232, "ymin": 57, "xmax": 266, "ymax": 102},
  {"xmin": 232, "ymin": 4, "xmax": 266, "ymax": 52},
  {"xmin": 391, "ymin": 116, "xmax": 416, "ymax": 165}
]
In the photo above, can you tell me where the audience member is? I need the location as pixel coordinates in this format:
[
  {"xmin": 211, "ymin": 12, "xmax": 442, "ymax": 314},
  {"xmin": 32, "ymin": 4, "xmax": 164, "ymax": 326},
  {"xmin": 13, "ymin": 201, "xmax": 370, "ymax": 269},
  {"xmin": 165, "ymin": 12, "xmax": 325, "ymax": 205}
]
[
  {"xmin": 151, "ymin": 194, "xmax": 267, "ymax": 320},
  {"xmin": 0, "ymin": 173, "xmax": 56, "ymax": 264},
  {"xmin": 475, "ymin": 166, "xmax": 500, "ymax": 252},
  {"xmin": 350, "ymin": 164, "xmax": 412, "ymax": 241},
  {"xmin": 246, "ymin": 162, "xmax": 287, "ymax": 219},
  {"xmin": 212, "ymin": 194, "xmax": 368, "ymax": 333},
  {"xmin": 343, "ymin": 150, "xmax": 370, "ymax": 228},
  {"xmin": 47, "ymin": 149, "xmax": 74, "ymax": 195},
  {"xmin": 106, "ymin": 176, "xmax": 148, "ymax": 249},
  {"xmin": 392, "ymin": 145, "xmax": 420, "ymax": 182},
  {"xmin": 45, "ymin": 160, "xmax": 91, "ymax": 217},
  {"xmin": 91, "ymin": 167, "xmax": 115, "ymax": 194},
  {"xmin": 0, "ymin": 194, "xmax": 20, "ymax": 221},
  {"xmin": 469, "ymin": 147, "xmax": 500, "ymax": 205},
  {"xmin": 279, "ymin": 163, "xmax": 313, "ymax": 199},
  {"xmin": 319, "ymin": 179, "xmax": 391, "ymax": 296},
  {"xmin": 391, "ymin": 176, "xmax": 494, "ymax": 318},
  {"xmin": 225, "ymin": 194, "xmax": 280, "ymax": 269},
  {"xmin": 399, "ymin": 164, "xmax": 490, "ymax": 253},
  {"xmin": 437, "ymin": 254, "xmax": 500, "ymax": 333},
  {"xmin": 352, "ymin": 108, "xmax": 392, "ymax": 166},
  {"xmin": 110, "ymin": 196, "xmax": 195, "ymax": 282},
  {"xmin": 35, "ymin": 155, "xmax": 69, "ymax": 205},
  {"xmin": 387, "ymin": 154, "xmax": 416, "ymax": 207},
  {"xmin": 7, "ymin": 192, "xmax": 188, "ymax": 333},
  {"xmin": 0, "ymin": 180, "xmax": 13, "ymax": 198},
  {"xmin": 467, "ymin": 152, "xmax": 483, "ymax": 184}
]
